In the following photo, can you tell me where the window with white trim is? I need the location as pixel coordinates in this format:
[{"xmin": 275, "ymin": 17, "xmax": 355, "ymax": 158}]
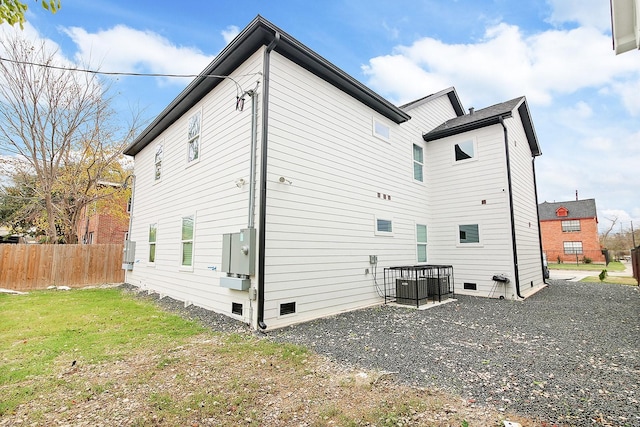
[
  {"xmin": 454, "ymin": 140, "xmax": 475, "ymax": 162},
  {"xmin": 459, "ymin": 224, "xmax": 480, "ymax": 244},
  {"xmin": 154, "ymin": 143, "xmax": 163, "ymax": 181},
  {"xmin": 148, "ymin": 223, "xmax": 157, "ymax": 263},
  {"xmin": 372, "ymin": 119, "xmax": 390, "ymax": 141},
  {"xmin": 413, "ymin": 144, "xmax": 424, "ymax": 182},
  {"xmin": 181, "ymin": 215, "xmax": 194, "ymax": 266},
  {"xmin": 187, "ymin": 111, "xmax": 201, "ymax": 163},
  {"xmin": 561, "ymin": 220, "xmax": 580, "ymax": 232},
  {"xmin": 416, "ymin": 224, "xmax": 427, "ymax": 262},
  {"xmin": 375, "ymin": 217, "xmax": 393, "ymax": 235},
  {"xmin": 563, "ymin": 241, "xmax": 583, "ymax": 254}
]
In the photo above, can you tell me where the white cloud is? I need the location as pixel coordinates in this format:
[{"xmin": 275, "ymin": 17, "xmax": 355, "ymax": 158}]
[
  {"xmin": 545, "ymin": 0, "xmax": 612, "ymax": 31},
  {"xmin": 221, "ymin": 25, "xmax": 240, "ymax": 45},
  {"xmin": 62, "ymin": 25, "xmax": 215, "ymax": 84}
]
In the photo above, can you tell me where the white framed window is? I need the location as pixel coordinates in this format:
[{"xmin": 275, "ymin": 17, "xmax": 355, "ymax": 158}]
[
  {"xmin": 181, "ymin": 215, "xmax": 195, "ymax": 267},
  {"xmin": 416, "ymin": 224, "xmax": 427, "ymax": 262},
  {"xmin": 454, "ymin": 139, "xmax": 476, "ymax": 163},
  {"xmin": 154, "ymin": 143, "xmax": 163, "ymax": 181},
  {"xmin": 458, "ymin": 224, "xmax": 480, "ymax": 244},
  {"xmin": 413, "ymin": 144, "xmax": 424, "ymax": 182},
  {"xmin": 563, "ymin": 241, "xmax": 583, "ymax": 254},
  {"xmin": 187, "ymin": 111, "xmax": 201, "ymax": 163},
  {"xmin": 148, "ymin": 223, "xmax": 157, "ymax": 263},
  {"xmin": 372, "ymin": 118, "xmax": 390, "ymax": 141},
  {"xmin": 561, "ymin": 220, "xmax": 580, "ymax": 232},
  {"xmin": 374, "ymin": 216, "xmax": 394, "ymax": 236}
]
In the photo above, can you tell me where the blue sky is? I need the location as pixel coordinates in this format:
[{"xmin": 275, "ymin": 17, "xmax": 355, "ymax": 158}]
[{"xmin": 2, "ymin": 0, "xmax": 639, "ymax": 233}]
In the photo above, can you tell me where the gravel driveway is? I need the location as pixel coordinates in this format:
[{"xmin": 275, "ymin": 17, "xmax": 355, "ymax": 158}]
[{"xmin": 268, "ymin": 281, "xmax": 640, "ymax": 427}]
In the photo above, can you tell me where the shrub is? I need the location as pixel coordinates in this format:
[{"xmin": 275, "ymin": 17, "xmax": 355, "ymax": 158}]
[{"xmin": 582, "ymin": 256, "xmax": 593, "ymax": 264}]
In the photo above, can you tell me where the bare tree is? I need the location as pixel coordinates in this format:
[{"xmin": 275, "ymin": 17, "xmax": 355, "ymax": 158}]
[{"xmin": 0, "ymin": 31, "xmax": 139, "ymax": 243}]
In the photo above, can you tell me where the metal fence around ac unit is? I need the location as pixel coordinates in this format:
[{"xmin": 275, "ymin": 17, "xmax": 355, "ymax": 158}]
[{"xmin": 383, "ymin": 265, "xmax": 454, "ymax": 308}]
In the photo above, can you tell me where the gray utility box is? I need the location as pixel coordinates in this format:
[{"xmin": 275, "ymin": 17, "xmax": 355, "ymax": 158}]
[
  {"xmin": 220, "ymin": 228, "xmax": 256, "ymax": 291},
  {"xmin": 122, "ymin": 240, "xmax": 136, "ymax": 270}
]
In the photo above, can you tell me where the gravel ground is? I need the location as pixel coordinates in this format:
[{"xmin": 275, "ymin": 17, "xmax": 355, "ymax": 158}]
[
  {"xmin": 267, "ymin": 281, "xmax": 640, "ymax": 427},
  {"xmin": 130, "ymin": 281, "xmax": 639, "ymax": 426}
]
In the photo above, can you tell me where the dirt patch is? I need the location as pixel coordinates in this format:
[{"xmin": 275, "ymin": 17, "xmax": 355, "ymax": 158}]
[{"xmin": 0, "ymin": 333, "xmax": 542, "ymax": 426}]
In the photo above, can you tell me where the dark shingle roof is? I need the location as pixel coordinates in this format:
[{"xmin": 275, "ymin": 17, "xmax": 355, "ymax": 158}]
[
  {"xmin": 422, "ymin": 96, "xmax": 541, "ymax": 157},
  {"xmin": 538, "ymin": 199, "xmax": 598, "ymax": 221}
]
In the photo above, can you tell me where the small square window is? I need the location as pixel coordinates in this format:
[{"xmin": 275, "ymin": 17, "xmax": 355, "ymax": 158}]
[
  {"xmin": 375, "ymin": 218, "xmax": 393, "ymax": 236},
  {"xmin": 455, "ymin": 140, "xmax": 475, "ymax": 161},
  {"xmin": 373, "ymin": 119, "xmax": 390, "ymax": 141},
  {"xmin": 459, "ymin": 224, "xmax": 479, "ymax": 244}
]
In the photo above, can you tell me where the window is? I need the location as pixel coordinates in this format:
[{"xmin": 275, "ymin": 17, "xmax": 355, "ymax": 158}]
[
  {"xmin": 187, "ymin": 111, "xmax": 201, "ymax": 162},
  {"xmin": 413, "ymin": 144, "xmax": 424, "ymax": 182},
  {"xmin": 416, "ymin": 224, "xmax": 427, "ymax": 262},
  {"xmin": 561, "ymin": 220, "xmax": 580, "ymax": 232},
  {"xmin": 181, "ymin": 216, "xmax": 194, "ymax": 266},
  {"xmin": 149, "ymin": 223, "xmax": 157, "ymax": 263},
  {"xmin": 154, "ymin": 144, "xmax": 163, "ymax": 180},
  {"xmin": 459, "ymin": 224, "xmax": 480, "ymax": 244},
  {"xmin": 373, "ymin": 119, "xmax": 390, "ymax": 141},
  {"xmin": 563, "ymin": 241, "xmax": 583, "ymax": 254},
  {"xmin": 375, "ymin": 217, "xmax": 393, "ymax": 235},
  {"xmin": 455, "ymin": 140, "xmax": 475, "ymax": 161}
]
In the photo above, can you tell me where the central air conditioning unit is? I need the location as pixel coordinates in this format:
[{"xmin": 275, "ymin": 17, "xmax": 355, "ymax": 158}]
[{"xmin": 396, "ymin": 278, "xmax": 428, "ymax": 305}]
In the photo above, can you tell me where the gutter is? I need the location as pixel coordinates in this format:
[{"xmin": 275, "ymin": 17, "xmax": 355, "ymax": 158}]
[
  {"xmin": 499, "ymin": 116, "xmax": 524, "ymax": 299},
  {"xmin": 257, "ymin": 32, "xmax": 281, "ymax": 330}
]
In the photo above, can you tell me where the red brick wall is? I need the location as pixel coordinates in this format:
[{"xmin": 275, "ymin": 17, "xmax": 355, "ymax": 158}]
[{"xmin": 540, "ymin": 217, "xmax": 605, "ymax": 263}]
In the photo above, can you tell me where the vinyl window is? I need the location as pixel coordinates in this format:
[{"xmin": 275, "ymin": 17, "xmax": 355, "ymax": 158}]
[
  {"xmin": 561, "ymin": 220, "xmax": 580, "ymax": 232},
  {"xmin": 148, "ymin": 223, "xmax": 157, "ymax": 263},
  {"xmin": 413, "ymin": 144, "xmax": 424, "ymax": 182},
  {"xmin": 416, "ymin": 224, "xmax": 427, "ymax": 262},
  {"xmin": 563, "ymin": 241, "xmax": 583, "ymax": 254},
  {"xmin": 187, "ymin": 111, "xmax": 201, "ymax": 163},
  {"xmin": 372, "ymin": 119, "xmax": 390, "ymax": 141},
  {"xmin": 181, "ymin": 216, "xmax": 194, "ymax": 266},
  {"xmin": 375, "ymin": 217, "xmax": 393, "ymax": 235},
  {"xmin": 454, "ymin": 140, "xmax": 475, "ymax": 162},
  {"xmin": 459, "ymin": 224, "xmax": 480, "ymax": 244},
  {"xmin": 154, "ymin": 143, "xmax": 163, "ymax": 180}
]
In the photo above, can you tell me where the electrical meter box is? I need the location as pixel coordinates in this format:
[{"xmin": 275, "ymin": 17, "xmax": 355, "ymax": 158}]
[
  {"xmin": 221, "ymin": 228, "xmax": 256, "ymax": 276},
  {"xmin": 122, "ymin": 240, "xmax": 136, "ymax": 270}
]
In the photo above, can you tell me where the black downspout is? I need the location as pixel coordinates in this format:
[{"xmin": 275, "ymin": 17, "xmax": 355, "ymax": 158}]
[
  {"xmin": 257, "ymin": 32, "xmax": 280, "ymax": 330},
  {"xmin": 499, "ymin": 117, "xmax": 524, "ymax": 299},
  {"xmin": 532, "ymin": 157, "xmax": 546, "ymax": 282}
]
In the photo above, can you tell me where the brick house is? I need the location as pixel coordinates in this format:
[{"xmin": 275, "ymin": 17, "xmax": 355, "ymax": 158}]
[
  {"xmin": 76, "ymin": 184, "xmax": 130, "ymax": 244},
  {"xmin": 538, "ymin": 199, "xmax": 605, "ymax": 263}
]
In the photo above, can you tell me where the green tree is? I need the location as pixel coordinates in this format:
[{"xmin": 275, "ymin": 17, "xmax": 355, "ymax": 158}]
[{"xmin": 0, "ymin": 0, "xmax": 60, "ymax": 28}]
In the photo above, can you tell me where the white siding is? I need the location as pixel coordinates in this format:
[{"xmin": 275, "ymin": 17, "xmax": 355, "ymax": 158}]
[
  {"xmin": 261, "ymin": 52, "xmax": 459, "ymax": 328},
  {"xmin": 425, "ymin": 125, "xmax": 516, "ymax": 297},
  {"xmin": 125, "ymin": 50, "xmax": 265, "ymax": 324},
  {"xmin": 505, "ymin": 113, "xmax": 545, "ymax": 295}
]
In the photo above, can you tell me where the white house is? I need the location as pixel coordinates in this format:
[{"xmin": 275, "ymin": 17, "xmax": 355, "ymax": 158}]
[
  {"xmin": 611, "ymin": 0, "xmax": 640, "ymax": 54},
  {"xmin": 123, "ymin": 16, "xmax": 546, "ymax": 330}
]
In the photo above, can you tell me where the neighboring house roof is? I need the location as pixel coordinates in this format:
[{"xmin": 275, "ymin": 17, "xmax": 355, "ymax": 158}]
[
  {"xmin": 538, "ymin": 199, "xmax": 598, "ymax": 221},
  {"xmin": 125, "ymin": 15, "xmax": 411, "ymax": 156},
  {"xmin": 400, "ymin": 86, "xmax": 466, "ymax": 117},
  {"xmin": 422, "ymin": 96, "xmax": 542, "ymax": 157},
  {"xmin": 610, "ymin": 0, "xmax": 640, "ymax": 54}
]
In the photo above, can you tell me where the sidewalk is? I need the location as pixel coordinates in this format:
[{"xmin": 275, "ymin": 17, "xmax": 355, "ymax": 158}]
[{"xmin": 549, "ymin": 261, "xmax": 631, "ymax": 282}]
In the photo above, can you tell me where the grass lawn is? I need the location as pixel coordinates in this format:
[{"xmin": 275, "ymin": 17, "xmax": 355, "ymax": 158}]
[
  {"xmin": 0, "ymin": 287, "xmax": 537, "ymax": 426},
  {"xmin": 548, "ymin": 261, "xmax": 626, "ymax": 272},
  {"xmin": 580, "ymin": 276, "xmax": 638, "ymax": 286}
]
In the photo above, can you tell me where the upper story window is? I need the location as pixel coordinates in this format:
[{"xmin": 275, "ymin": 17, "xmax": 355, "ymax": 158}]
[
  {"xmin": 561, "ymin": 220, "xmax": 581, "ymax": 232},
  {"xmin": 372, "ymin": 119, "xmax": 390, "ymax": 141},
  {"xmin": 187, "ymin": 111, "xmax": 201, "ymax": 163},
  {"xmin": 413, "ymin": 144, "xmax": 424, "ymax": 182},
  {"xmin": 454, "ymin": 140, "xmax": 475, "ymax": 162},
  {"xmin": 556, "ymin": 207, "xmax": 569, "ymax": 217},
  {"xmin": 154, "ymin": 143, "xmax": 163, "ymax": 181}
]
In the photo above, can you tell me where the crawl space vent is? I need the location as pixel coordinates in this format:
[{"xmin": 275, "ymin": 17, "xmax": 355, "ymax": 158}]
[
  {"xmin": 280, "ymin": 302, "xmax": 296, "ymax": 316},
  {"xmin": 463, "ymin": 282, "xmax": 477, "ymax": 290},
  {"xmin": 231, "ymin": 302, "xmax": 243, "ymax": 316}
]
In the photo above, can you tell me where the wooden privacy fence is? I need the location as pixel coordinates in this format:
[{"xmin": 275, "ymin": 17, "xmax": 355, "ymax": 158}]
[{"xmin": 0, "ymin": 244, "xmax": 124, "ymax": 291}]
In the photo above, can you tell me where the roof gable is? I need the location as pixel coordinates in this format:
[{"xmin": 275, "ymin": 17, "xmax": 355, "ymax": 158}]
[
  {"xmin": 400, "ymin": 87, "xmax": 465, "ymax": 117},
  {"xmin": 422, "ymin": 96, "xmax": 541, "ymax": 157},
  {"xmin": 125, "ymin": 16, "xmax": 410, "ymax": 156},
  {"xmin": 538, "ymin": 199, "xmax": 598, "ymax": 221}
]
